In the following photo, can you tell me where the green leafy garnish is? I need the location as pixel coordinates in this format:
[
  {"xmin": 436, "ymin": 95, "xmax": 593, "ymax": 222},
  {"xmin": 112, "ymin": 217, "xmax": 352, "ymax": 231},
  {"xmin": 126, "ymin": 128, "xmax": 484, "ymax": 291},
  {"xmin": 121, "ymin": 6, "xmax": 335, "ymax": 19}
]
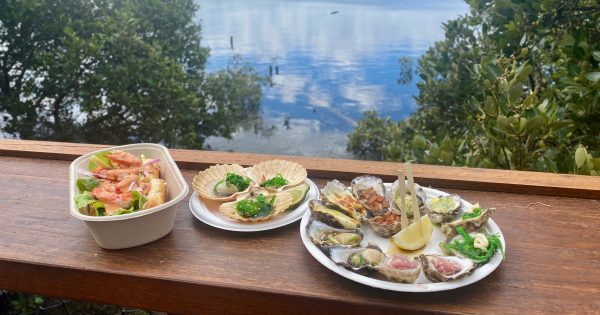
[
  {"xmin": 90, "ymin": 202, "xmax": 106, "ymax": 216},
  {"xmin": 236, "ymin": 194, "xmax": 276, "ymax": 218},
  {"xmin": 76, "ymin": 176, "xmax": 100, "ymax": 192},
  {"xmin": 130, "ymin": 190, "xmax": 147, "ymax": 211},
  {"xmin": 225, "ymin": 173, "xmax": 251, "ymax": 191},
  {"xmin": 260, "ymin": 174, "xmax": 288, "ymax": 188},
  {"xmin": 74, "ymin": 192, "xmax": 97, "ymax": 209},
  {"xmin": 87, "ymin": 151, "xmax": 112, "ymax": 171},
  {"xmin": 462, "ymin": 207, "xmax": 483, "ymax": 220},
  {"xmin": 440, "ymin": 226, "xmax": 505, "ymax": 263}
]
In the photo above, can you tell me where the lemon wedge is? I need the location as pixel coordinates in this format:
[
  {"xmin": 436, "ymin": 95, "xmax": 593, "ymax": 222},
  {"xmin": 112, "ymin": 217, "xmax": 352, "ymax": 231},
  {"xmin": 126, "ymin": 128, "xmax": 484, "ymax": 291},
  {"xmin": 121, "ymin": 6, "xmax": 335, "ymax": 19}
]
[{"xmin": 391, "ymin": 215, "xmax": 433, "ymax": 250}]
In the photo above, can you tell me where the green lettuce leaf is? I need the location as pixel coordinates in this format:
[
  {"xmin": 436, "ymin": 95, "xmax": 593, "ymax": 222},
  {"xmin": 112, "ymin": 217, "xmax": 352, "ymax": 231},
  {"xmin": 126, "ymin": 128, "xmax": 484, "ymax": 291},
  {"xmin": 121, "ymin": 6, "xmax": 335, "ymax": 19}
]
[
  {"xmin": 130, "ymin": 190, "xmax": 147, "ymax": 210},
  {"xmin": 74, "ymin": 192, "xmax": 97, "ymax": 209},
  {"xmin": 76, "ymin": 176, "xmax": 100, "ymax": 192},
  {"xmin": 111, "ymin": 208, "xmax": 134, "ymax": 216}
]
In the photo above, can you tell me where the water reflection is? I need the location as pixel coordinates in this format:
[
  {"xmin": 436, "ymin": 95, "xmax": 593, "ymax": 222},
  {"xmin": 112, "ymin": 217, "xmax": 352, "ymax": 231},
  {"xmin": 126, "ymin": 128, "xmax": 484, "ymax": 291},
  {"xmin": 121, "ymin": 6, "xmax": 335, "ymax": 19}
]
[{"xmin": 198, "ymin": 0, "xmax": 468, "ymax": 157}]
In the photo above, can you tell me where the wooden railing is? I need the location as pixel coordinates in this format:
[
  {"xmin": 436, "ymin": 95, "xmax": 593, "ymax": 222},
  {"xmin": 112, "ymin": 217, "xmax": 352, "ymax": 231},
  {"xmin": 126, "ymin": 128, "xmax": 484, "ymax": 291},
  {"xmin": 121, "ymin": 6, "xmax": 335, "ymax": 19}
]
[{"xmin": 0, "ymin": 139, "xmax": 597, "ymax": 314}]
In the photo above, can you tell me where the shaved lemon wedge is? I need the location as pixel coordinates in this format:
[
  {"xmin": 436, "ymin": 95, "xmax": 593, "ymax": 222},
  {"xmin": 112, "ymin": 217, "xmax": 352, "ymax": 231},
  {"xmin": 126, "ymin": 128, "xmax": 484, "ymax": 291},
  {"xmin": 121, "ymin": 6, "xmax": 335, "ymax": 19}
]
[{"xmin": 391, "ymin": 215, "xmax": 433, "ymax": 250}]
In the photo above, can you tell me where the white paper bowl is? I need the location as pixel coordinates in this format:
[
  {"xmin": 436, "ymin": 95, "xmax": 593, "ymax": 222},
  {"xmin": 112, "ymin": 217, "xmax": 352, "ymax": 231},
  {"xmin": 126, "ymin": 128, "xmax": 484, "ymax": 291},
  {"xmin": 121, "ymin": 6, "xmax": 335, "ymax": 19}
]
[{"xmin": 69, "ymin": 143, "xmax": 189, "ymax": 249}]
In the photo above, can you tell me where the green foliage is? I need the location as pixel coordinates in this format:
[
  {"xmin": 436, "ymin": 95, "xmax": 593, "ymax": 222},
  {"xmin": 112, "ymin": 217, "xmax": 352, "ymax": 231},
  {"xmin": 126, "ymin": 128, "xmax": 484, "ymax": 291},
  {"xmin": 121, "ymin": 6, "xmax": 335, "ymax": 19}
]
[
  {"xmin": 0, "ymin": 0, "xmax": 263, "ymax": 148},
  {"xmin": 349, "ymin": 0, "xmax": 600, "ymax": 174}
]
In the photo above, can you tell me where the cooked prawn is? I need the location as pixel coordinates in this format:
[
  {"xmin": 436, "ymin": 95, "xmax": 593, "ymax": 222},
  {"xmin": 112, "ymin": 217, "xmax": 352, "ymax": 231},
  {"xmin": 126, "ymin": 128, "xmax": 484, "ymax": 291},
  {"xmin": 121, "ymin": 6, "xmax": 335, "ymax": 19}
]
[{"xmin": 106, "ymin": 150, "xmax": 142, "ymax": 167}]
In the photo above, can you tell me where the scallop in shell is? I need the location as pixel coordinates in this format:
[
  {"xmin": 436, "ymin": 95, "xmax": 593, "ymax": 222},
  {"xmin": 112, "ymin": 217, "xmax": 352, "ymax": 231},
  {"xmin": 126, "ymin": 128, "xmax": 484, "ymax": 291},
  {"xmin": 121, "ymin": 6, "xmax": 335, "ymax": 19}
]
[
  {"xmin": 192, "ymin": 164, "xmax": 252, "ymax": 201},
  {"xmin": 247, "ymin": 159, "xmax": 307, "ymax": 191},
  {"xmin": 441, "ymin": 207, "xmax": 495, "ymax": 239},
  {"xmin": 351, "ymin": 175, "xmax": 389, "ymax": 216},
  {"xmin": 219, "ymin": 190, "xmax": 293, "ymax": 222},
  {"xmin": 418, "ymin": 254, "xmax": 475, "ymax": 282},
  {"xmin": 306, "ymin": 218, "xmax": 363, "ymax": 250},
  {"xmin": 365, "ymin": 210, "xmax": 403, "ymax": 238},
  {"xmin": 329, "ymin": 243, "xmax": 385, "ymax": 271},
  {"xmin": 426, "ymin": 193, "xmax": 462, "ymax": 224},
  {"xmin": 309, "ymin": 199, "xmax": 361, "ymax": 230},
  {"xmin": 375, "ymin": 254, "xmax": 421, "ymax": 284},
  {"xmin": 321, "ymin": 180, "xmax": 367, "ymax": 221},
  {"xmin": 389, "ymin": 179, "xmax": 426, "ymax": 220}
]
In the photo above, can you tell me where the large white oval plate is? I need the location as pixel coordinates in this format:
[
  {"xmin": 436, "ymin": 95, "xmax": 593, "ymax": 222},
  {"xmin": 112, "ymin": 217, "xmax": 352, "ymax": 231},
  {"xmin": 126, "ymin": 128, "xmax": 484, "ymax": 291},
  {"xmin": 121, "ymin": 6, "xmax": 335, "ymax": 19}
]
[
  {"xmin": 190, "ymin": 178, "xmax": 319, "ymax": 232},
  {"xmin": 300, "ymin": 184, "xmax": 506, "ymax": 292}
]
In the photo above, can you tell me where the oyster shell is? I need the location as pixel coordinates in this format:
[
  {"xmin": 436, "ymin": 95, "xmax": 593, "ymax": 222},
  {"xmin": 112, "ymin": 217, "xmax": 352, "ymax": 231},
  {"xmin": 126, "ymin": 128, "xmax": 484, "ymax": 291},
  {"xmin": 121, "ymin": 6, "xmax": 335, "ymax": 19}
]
[
  {"xmin": 375, "ymin": 254, "xmax": 421, "ymax": 283},
  {"xmin": 309, "ymin": 199, "xmax": 361, "ymax": 230},
  {"xmin": 330, "ymin": 243, "xmax": 385, "ymax": 271},
  {"xmin": 389, "ymin": 179, "xmax": 426, "ymax": 220},
  {"xmin": 426, "ymin": 194, "xmax": 462, "ymax": 224},
  {"xmin": 247, "ymin": 159, "xmax": 307, "ymax": 191},
  {"xmin": 192, "ymin": 164, "xmax": 252, "ymax": 201},
  {"xmin": 418, "ymin": 254, "xmax": 475, "ymax": 282},
  {"xmin": 218, "ymin": 190, "xmax": 293, "ymax": 222},
  {"xmin": 321, "ymin": 180, "xmax": 367, "ymax": 220},
  {"xmin": 306, "ymin": 218, "xmax": 363, "ymax": 250},
  {"xmin": 351, "ymin": 176, "xmax": 389, "ymax": 216},
  {"xmin": 365, "ymin": 210, "xmax": 403, "ymax": 238},
  {"xmin": 441, "ymin": 207, "xmax": 495, "ymax": 239}
]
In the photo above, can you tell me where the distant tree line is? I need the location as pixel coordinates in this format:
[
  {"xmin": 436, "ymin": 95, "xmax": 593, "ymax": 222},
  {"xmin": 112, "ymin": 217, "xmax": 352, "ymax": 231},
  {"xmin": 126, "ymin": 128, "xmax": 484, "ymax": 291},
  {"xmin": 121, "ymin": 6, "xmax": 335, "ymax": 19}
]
[
  {"xmin": 349, "ymin": 0, "xmax": 599, "ymax": 174},
  {"xmin": 0, "ymin": 0, "xmax": 263, "ymax": 148}
]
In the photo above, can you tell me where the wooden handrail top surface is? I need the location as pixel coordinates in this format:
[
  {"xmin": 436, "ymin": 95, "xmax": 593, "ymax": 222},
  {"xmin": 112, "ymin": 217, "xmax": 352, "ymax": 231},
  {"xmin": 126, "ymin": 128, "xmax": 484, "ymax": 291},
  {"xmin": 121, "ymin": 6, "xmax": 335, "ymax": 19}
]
[
  {"xmin": 0, "ymin": 140, "xmax": 598, "ymax": 314},
  {"xmin": 1, "ymin": 139, "xmax": 599, "ymax": 198}
]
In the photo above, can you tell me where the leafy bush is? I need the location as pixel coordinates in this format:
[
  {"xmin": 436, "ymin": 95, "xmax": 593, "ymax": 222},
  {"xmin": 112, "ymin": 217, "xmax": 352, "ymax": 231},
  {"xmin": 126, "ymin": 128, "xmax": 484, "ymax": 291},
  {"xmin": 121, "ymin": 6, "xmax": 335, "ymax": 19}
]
[
  {"xmin": 349, "ymin": 0, "xmax": 600, "ymax": 174},
  {"xmin": 0, "ymin": 0, "xmax": 263, "ymax": 149}
]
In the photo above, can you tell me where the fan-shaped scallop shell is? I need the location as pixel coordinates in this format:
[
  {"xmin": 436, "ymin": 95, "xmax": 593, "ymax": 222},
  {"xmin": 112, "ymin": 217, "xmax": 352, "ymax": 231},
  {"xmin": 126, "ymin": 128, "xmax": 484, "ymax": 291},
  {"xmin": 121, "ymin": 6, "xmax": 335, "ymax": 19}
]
[
  {"xmin": 192, "ymin": 164, "xmax": 251, "ymax": 201},
  {"xmin": 247, "ymin": 159, "xmax": 307, "ymax": 191},
  {"xmin": 219, "ymin": 190, "xmax": 294, "ymax": 222}
]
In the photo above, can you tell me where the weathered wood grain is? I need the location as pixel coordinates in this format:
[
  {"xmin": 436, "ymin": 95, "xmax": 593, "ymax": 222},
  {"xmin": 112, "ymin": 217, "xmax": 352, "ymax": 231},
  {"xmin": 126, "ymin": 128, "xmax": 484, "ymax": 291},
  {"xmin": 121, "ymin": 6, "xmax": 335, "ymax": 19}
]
[
  {"xmin": 0, "ymin": 154, "xmax": 599, "ymax": 314},
  {"xmin": 1, "ymin": 139, "xmax": 600, "ymax": 198}
]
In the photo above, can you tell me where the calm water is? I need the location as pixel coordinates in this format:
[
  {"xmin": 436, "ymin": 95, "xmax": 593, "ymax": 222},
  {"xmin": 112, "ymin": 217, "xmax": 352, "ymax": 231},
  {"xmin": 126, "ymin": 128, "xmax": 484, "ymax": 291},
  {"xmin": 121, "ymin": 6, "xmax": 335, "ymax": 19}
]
[{"xmin": 199, "ymin": 0, "xmax": 468, "ymax": 158}]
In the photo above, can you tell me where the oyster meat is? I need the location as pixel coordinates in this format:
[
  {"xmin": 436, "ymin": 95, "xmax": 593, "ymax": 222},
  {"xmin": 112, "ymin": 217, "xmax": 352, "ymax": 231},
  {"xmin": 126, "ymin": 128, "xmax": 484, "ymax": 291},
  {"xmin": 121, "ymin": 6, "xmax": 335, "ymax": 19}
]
[
  {"xmin": 376, "ymin": 254, "xmax": 421, "ymax": 284},
  {"xmin": 390, "ymin": 180, "xmax": 426, "ymax": 221},
  {"xmin": 365, "ymin": 210, "xmax": 403, "ymax": 238},
  {"xmin": 306, "ymin": 219, "xmax": 363, "ymax": 250},
  {"xmin": 426, "ymin": 194, "xmax": 462, "ymax": 224},
  {"xmin": 309, "ymin": 199, "xmax": 361, "ymax": 230},
  {"xmin": 321, "ymin": 180, "xmax": 367, "ymax": 220},
  {"xmin": 351, "ymin": 176, "xmax": 389, "ymax": 216},
  {"xmin": 418, "ymin": 254, "xmax": 475, "ymax": 282},
  {"xmin": 441, "ymin": 207, "xmax": 495, "ymax": 239},
  {"xmin": 330, "ymin": 243, "xmax": 385, "ymax": 271}
]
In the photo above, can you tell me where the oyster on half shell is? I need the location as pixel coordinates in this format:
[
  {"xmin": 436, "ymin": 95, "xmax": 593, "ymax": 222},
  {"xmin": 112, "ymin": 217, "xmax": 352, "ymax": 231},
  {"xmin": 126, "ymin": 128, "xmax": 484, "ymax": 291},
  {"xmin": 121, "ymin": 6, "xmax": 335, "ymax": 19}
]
[
  {"xmin": 330, "ymin": 243, "xmax": 385, "ymax": 271},
  {"xmin": 351, "ymin": 175, "xmax": 389, "ymax": 216},
  {"xmin": 426, "ymin": 194, "xmax": 462, "ymax": 224},
  {"xmin": 375, "ymin": 253, "xmax": 421, "ymax": 284},
  {"xmin": 306, "ymin": 218, "xmax": 363, "ymax": 250},
  {"xmin": 321, "ymin": 180, "xmax": 367, "ymax": 220},
  {"xmin": 389, "ymin": 179, "xmax": 426, "ymax": 220},
  {"xmin": 309, "ymin": 199, "xmax": 361, "ymax": 230},
  {"xmin": 441, "ymin": 207, "xmax": 495, "ymax": 239},
  {"xmin": 418, "ymin": 254, "xmax": 475, "ymax": 282},
  {"xmin": 365, "ymin": 210, "xmax": 403, "ymax": 238}
]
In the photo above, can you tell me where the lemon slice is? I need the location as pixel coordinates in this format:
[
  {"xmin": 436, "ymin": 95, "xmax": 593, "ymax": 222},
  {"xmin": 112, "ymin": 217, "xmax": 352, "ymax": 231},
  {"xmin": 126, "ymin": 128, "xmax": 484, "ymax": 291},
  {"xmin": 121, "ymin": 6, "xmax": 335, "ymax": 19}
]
[
  {"xmin": 391, "ymin": 215, "xmax": 433, "ymax": 250},
  {"xmin": 285, "ymin": 183, "xmax": 310, "ymax": 210}
]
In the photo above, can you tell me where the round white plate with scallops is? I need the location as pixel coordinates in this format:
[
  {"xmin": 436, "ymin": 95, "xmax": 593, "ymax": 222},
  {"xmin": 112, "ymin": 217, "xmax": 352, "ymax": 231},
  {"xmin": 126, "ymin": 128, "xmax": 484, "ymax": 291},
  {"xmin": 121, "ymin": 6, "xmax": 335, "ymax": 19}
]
[
  {"xmin": 300, "ymin": 178, "xmax": 506, "ymax": 292},
  {"xmin": 190, "ymin": 178, "xmax": 319, "ymax": 232}
]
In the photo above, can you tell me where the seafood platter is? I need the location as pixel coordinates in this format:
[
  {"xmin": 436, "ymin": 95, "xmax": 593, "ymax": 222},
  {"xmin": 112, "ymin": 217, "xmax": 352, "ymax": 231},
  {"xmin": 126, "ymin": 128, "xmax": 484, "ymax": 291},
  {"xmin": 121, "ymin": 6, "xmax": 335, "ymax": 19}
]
[
  {"xmin": 189, "ymin": 159, "xmax": 319, "ymax": 231},
  {"xmin": 300, "ymin": 163, "xmax": 505, "ymax": 292},
  {"xmin": 69, "ymin": 143, "xmax": 189, "ymax": 249}
]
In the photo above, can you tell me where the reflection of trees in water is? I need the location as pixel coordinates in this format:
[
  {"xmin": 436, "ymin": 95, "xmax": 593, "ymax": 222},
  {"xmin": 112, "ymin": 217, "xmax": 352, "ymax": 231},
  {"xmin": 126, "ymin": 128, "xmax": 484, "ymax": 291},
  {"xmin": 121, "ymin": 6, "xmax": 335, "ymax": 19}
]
[
  {"xmin": 397, "ymin": 57, "xmax": 413, "ymax": 85},
  {"xmin": 0, "ymin": 0, "xmax": 265, "ymax": 149}
]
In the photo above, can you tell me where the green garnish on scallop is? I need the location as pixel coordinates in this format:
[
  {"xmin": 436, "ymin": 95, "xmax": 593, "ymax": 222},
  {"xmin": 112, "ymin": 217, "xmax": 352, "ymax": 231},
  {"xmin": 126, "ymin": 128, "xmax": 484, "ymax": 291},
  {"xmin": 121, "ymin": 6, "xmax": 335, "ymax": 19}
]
[
  {"xmin": 260, "ymin": 174, "xmax": 288, "ymax": 188},
  {"xmin": 213, "ymin": 173, "xmax": 251, "ymax": 196},
  {"xmin": 235, "ymin": 194, "xmax": 276, "ymax": 219}
]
